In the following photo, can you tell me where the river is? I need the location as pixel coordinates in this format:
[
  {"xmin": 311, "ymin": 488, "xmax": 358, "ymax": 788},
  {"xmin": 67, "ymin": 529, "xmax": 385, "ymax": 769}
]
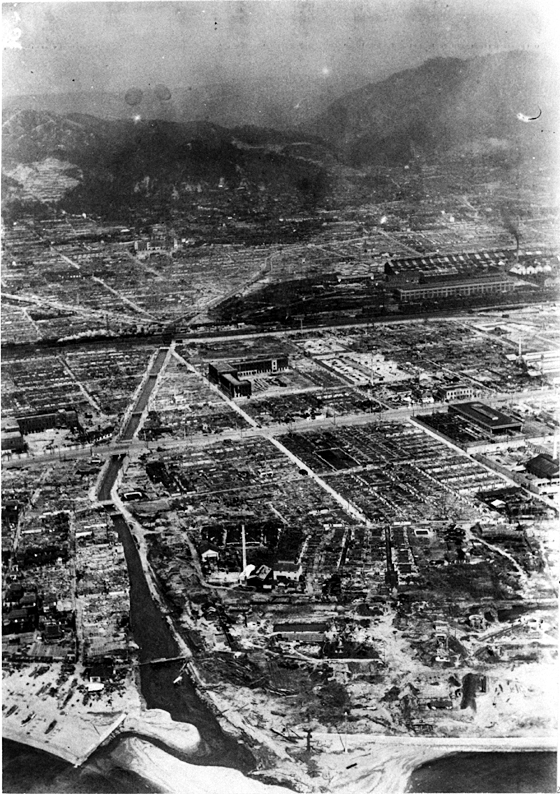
[
  {"xmin": 4, "ymin": 362, "xmax": 555, "ymax": 792},
  {"xmin": 110, "ymin": 512, "xmax": 253, "ymax": 770},
  {"xmin": 4, "ymin": 434, "xmax": 254, "ymax": 793},
  {"xmin": 406, "ymin": 751, "xmax": 557, "ymax": 793},
  {"xmin": 2, "ymin": 738, "xmax": 156, "ymax": 794},
  {"xmin": 97, "ymin": 434, "xmax": 253, "ymax": 771},
  {"xmin": 3, "ymin": 512, "xmax": 253, "ymax": 792}
]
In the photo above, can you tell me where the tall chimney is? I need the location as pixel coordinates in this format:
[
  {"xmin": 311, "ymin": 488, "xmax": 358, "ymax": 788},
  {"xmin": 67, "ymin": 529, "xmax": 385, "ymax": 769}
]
[{"xmin": 241, "ymin": 524, "xmax": 247, "ymax": 571}]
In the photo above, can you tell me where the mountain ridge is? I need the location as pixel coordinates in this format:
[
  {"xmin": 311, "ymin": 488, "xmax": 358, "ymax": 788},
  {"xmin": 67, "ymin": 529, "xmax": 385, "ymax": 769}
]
[
  {"xmin": 2, "ymin": 72, "xmax": 374, "ymax": 131},
  {"xmin": 306, "ymin": 50, "xmax": 559, "ymax": 166},
  {"xmin": 3, "ymin": 51, "xmax": 557, "ymax": 223},
  {"xmin": 2, "ymin": 110, "xmax": 335, "ymax": 221}
]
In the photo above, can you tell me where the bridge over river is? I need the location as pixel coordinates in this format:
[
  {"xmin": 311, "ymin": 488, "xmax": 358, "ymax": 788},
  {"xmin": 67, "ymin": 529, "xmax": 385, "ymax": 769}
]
[
  {"xmin": 137, "ymin": 655, "xmax": 190, "ymax": 667},
  {"xmin": 92, "ymin": 351, "xmax": 255, "ymax": 773}
]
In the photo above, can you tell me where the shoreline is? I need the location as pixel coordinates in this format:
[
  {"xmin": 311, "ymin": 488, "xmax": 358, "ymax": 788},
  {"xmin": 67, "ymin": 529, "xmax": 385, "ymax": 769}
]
[
  {"xmin": 2, "ymin": 707, "xmax": 202, "ymax": 768},
  {"xmin": 3, "ymin": 703, "xmax": 556, "ymax": 794},
  {"xmin": 2, "ymin": 712, "xmax": 127, "ymax": 767},
  {"xmin": 4, "ymin": 723, "xmax": 554, "ymax": 763},
  {"xmin": 110, "ymin": 736, "xmax": 291, "ymax": 794},
  {"xmin": 108, "ymin": 735, "xmax": 558, "ymax": 794},
  {"xmin": 310, "ymin": 732, "xmax": 558, "ymax": 750},
  {"xmin": 267, "ymin": 733, "xmax": 558, "ymax": 794}
]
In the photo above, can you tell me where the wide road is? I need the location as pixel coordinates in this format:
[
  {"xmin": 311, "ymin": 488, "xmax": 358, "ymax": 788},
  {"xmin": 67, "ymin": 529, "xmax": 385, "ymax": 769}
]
[{"xmin": 4, "ymin": 381, "xmax": 557, "ymax": 472}]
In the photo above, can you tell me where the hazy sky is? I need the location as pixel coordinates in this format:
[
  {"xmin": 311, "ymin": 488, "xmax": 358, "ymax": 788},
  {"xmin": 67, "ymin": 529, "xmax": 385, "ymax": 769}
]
[{"xmin": 3, "ymin": 0, "xmax": 559, "ymax": 96}]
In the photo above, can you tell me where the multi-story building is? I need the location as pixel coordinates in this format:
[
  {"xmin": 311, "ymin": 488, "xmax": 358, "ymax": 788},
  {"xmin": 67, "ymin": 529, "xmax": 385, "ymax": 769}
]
[
  {"xmin": 208, "ymin": 356, "xmax": 289, "ymax": 399},
  {"xmin": 207, "ymin": 362, "xmax": 252, "ymax": 399},
  {"xmin": 438, "ymin": 384, "xmax": 476, "ymax": 402},
  {"xmin": 17, "ymin": 410, "xmax": 79, "ymax": 435},
  {"xmin": 396, "ymin": 275, "xmax": 517, "ymax": 303}
]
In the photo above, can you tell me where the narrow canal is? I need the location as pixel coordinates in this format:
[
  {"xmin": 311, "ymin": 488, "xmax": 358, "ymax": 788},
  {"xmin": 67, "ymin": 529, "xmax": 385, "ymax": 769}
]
[{"xmin": 120, "ymin": 348, "xmax": 169, "ymax": 441}]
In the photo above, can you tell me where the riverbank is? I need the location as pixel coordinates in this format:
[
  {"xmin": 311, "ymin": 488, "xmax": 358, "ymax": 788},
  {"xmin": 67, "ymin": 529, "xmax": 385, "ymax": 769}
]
[
  {"xmin": 138, "ymin": 658, "xmax": 558, "ymax": 794},
  {"xmin": 106, "ymin": 733, "xmax": 557, "ymax": 794},
  {"xmin": 2, "ymin": 736, "xmax": 159, "ymax": 794},
  {"xmin": 2, "ymin": 709, "xmax": 126, "ymax": 768},
  {"xmin": 110, "ymin": 736, "xmax": 296, "ymax": 794},
  {"xmin": 5, "ymin": 663, "xmax": 555, "ymax": 794},
  {"xmin": 304, "ymin": 733, "xmax": 557, "ymax": 794},
  {"xmin": 2, "ymin": 658, "xmax": 140, "ymax": 766},
  {"xmin": 2, "ymin": 704, "xmax": 200, "ymax": 771},
  {"xmin": 108, "ymin": 512, "xmax": 255, "ymax": 771},
  {"xmin": 2, "ymin": 659, "xmax": 201, "ymax": 768},
  {"xmin": 177, "ymin": 638, "xmax": 557, "ymax": 789},
  {"xmin": 112, "ymin": 496, "xmax": 195, "ymax": 664},
  {"xmin": 4, "ymin": 595, "xmax": 556, "ymax": 793},
  {"xmin": 117, "ymin": 511, "xmax": 558, "ymax": 792},
  {"xmin": 124, "ymin": 709, "xmax": 200, "ymax": 756}
]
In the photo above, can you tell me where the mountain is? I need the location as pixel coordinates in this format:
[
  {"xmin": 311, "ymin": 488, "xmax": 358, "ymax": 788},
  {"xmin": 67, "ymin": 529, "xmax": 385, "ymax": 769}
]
[
  {"xmin": 2, "ymin": 92, "xmax": 127, "ymax": 122},
  {"xmin": 2, "ymin": 109, "xmax": 116, "ymax": 165},
  {"xmin": 307, "ymin": 51, "xmax": 559, "ymax": 166},
  {"xmin": 2, "ymin": 110, "xmax": 335, "ymax": 221},
  {"xmin": 4, "ymin": 51, "xmax": 557, "ymax": 225},
  {"xmin": 3, "ymin": 72, "xmax": 373, "ymax": 130}
]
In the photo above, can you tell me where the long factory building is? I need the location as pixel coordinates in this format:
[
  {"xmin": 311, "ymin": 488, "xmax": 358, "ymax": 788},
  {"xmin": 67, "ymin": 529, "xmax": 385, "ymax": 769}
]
[{"xmin": 396, "ymin": 274, "xmax": 517, "ymax": 303}]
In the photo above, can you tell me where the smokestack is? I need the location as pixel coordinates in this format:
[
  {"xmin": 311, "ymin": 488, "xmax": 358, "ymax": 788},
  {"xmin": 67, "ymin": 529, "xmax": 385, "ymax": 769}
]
[
  {"xmin": 501, "ymin": 208, "xmax": 520, "ymax": 264},
  {"xmin": 241, "ymin": 524, "xmax": 247, "ymax": 571}
]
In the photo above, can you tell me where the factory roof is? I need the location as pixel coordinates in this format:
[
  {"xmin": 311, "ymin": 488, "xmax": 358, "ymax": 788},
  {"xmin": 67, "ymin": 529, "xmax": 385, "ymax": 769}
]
[
  {"xmin": 525, "ymin": 454, "xmax": 559, "ymax": 480},
  {"xmin": 397, "ymin": 274, "xmax": 514, "ymax": 292},
  {"xmin": 449, "ymin": 402, "xmax": 522, "ymax": 432}
]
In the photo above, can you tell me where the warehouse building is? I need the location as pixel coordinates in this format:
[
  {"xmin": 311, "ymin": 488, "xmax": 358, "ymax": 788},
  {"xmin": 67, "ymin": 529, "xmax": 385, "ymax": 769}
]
[
  {"xmin": 396, "ymin": 275, "xmax": 517, "ymax": 303},
  {"xmin": 521, "ymin": 350, "xmax": 560, "ymax": 382},
  {"xmin": 449, "ymin": 402, "xmax": 523, "ymax": 435},
  {"xmin": 17, "ymin": 410, "xmax": 79, "ymax": 435},
  {"xmin": 525, "ymin": 454, "xmax": 559, "ymax": 482},
  {"xmin": 384, "ymin": 250, "xmax": 513, "ymax": 284}
]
